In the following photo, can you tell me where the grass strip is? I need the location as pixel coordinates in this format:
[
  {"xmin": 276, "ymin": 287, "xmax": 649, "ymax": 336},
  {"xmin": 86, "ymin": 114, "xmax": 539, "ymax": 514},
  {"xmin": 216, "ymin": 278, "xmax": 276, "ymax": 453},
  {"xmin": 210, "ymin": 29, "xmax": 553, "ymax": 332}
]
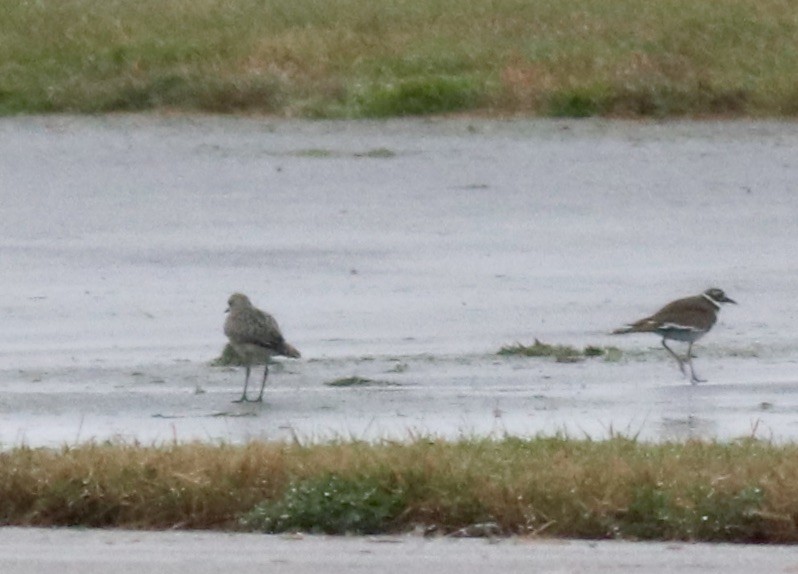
[
  {"xmin": 3, "ymin": 0, "xmax": 798, "ymax": 117},
  {"xmin": 1, "ymin": 437, "xmax": 797, "ymax": 542}
]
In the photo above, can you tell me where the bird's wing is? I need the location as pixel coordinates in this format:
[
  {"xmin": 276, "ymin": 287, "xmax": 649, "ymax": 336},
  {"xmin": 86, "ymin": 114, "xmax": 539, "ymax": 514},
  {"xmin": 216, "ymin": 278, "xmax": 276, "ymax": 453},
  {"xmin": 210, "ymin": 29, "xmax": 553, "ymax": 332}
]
[
  {"xmin": 227, "ymin": 308, "xmax": 286, "ymax": 349},
  {"xmin": 650, "ymin": 297, "xmax": 717, "ymax": 331}
]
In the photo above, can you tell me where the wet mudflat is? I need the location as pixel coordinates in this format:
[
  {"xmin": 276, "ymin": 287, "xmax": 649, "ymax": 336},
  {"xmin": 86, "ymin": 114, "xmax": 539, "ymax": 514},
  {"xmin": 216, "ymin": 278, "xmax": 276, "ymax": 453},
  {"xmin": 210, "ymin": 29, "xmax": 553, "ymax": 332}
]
[{"xmin": 1, "ymin": 116, "xmax": 797, "ymax": 446}]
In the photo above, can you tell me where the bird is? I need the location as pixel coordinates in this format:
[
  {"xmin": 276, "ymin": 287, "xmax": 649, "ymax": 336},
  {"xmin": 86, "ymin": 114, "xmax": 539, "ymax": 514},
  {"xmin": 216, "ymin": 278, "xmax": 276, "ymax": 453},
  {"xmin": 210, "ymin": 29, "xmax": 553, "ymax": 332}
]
[
  {"xmin": 223, "ymin": 293, "xmax": 301, "ymax": 403},
  {"xmin": 612, "ymin": 287, "xmax": 736, "ymax": 384}
]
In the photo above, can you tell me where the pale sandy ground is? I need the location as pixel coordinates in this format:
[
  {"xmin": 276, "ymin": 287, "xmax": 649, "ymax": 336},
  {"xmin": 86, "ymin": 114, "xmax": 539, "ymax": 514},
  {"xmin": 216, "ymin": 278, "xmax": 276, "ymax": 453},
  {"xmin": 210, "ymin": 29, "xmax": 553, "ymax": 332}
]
[
  {"xmin": 1, "ymin": 527, "xmax": 797, "ymax": 574},
  {"xmin": 1, "ymin": 116, "xmax": 797, "ymax": 448}
]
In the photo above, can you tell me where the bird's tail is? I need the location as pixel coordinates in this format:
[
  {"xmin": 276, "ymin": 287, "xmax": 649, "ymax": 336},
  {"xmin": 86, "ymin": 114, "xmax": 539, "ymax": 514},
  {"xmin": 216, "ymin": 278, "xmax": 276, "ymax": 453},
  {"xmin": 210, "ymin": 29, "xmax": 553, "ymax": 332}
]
[
  {"xmin": 611, "ymin": 318, "xmax": 657, "ymax": 335},
  {"xmin": 611, "ymin": 326, "xmax": 635, "ymax": 335},
  {"xmin": 280, "ymin": 342, "xmax": 301, "ymax": 358}
]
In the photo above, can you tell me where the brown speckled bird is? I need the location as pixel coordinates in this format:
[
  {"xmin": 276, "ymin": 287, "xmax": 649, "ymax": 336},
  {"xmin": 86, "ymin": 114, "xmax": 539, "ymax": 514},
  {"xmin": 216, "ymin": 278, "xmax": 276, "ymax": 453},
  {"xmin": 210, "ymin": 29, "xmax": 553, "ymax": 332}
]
[
  {"xmin": 612, "ymin": 287, "xmax": 736, "ymax": 384},
  {"xmin": 223, "ymin": 293, "xmax": 301, "ymax": 402}
]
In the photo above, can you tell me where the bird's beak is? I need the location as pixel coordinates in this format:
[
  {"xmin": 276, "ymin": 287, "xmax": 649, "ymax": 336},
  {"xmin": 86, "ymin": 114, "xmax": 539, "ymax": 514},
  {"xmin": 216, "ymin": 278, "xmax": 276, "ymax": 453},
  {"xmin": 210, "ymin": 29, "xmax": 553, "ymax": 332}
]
[
  {"xmin": 724, "ymin": 296, "xmax": 737, "ymax": 305},
  {"xmin": 225, "ymin": 306, "xmax": 230, "ymax": 313}
]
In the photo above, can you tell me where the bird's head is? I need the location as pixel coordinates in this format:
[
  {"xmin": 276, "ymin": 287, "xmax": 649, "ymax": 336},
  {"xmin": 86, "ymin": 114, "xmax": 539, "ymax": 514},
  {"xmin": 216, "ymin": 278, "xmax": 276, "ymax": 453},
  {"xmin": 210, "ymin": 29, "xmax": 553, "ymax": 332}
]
[
  {"xmin": 226, "ymin": 292, "xmax": 252, "ymax": 313},
  {"xmin": 704, "ymin": 287, "xmax": 736, "ymax": 305}
]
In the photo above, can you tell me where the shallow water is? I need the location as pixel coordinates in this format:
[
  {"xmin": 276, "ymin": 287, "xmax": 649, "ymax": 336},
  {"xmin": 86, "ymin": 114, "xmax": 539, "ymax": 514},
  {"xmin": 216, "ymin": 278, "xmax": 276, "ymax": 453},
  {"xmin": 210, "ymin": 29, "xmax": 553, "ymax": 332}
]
[{"xmin": 1, "ymin": 115, "xmax": 797, "ymax": 446}]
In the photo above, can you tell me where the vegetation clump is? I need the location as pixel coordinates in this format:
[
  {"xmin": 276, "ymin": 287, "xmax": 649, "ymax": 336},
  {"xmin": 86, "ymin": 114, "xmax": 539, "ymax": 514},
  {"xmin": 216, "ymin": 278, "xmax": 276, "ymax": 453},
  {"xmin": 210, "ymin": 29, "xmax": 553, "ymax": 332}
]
[
  {"xmin": 325, "ymin": 377, "xmax": 399, "ymax": 388},
  {"xmin": 498, "ymin": 340, "xmax": 621, "ymax": 362},
  {"xmin": 620, "ymin": 483, "xmax": 767, "ymax": 541},
  {"xmin": 211, "ymin": 343, "xmax": 246, "ymax": 366},
  {"xmin": 498, "ymin": 339, "xmax": 580, "ymax": 360},
  {"xmin": 242, "ymin": 473, "xmax": 406, "ymax": 534},
  {"xmin": 356, "ymin": 77, "xmax": 482, "ymax": 117}
]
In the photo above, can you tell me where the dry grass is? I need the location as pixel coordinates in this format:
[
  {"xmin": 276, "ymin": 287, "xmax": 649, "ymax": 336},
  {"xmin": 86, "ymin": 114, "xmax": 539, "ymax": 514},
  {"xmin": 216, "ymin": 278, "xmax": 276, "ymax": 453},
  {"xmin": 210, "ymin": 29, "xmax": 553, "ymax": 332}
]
[
  {"xmin": 1, "ymin": 437, "xmax": 798, "ymax": 541},
  {"xmin": 2, "ymin": 0, "xmax": 798, "ymax": 116}
]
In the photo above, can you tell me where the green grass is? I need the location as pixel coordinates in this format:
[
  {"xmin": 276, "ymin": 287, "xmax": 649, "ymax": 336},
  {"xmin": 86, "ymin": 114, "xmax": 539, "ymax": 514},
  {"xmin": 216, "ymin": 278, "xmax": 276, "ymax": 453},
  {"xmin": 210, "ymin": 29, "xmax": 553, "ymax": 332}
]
[
  {"xmin": 242, "ymin": 473, "xmax": 406, "ymax": 534},
  {"xmin": 355, "ymin": 76, "xmax": 482, "ymax": 117},
  {"xmin": 3, "ymin": 0, "xmax": 798, "ymax": 117},
  {"xmin": 2, "ymin": 437, "xmax": 798, "ymax": 541},
  {"xmin": 498, "ymin": 340, "xmax": 622, "ymax": 362}
]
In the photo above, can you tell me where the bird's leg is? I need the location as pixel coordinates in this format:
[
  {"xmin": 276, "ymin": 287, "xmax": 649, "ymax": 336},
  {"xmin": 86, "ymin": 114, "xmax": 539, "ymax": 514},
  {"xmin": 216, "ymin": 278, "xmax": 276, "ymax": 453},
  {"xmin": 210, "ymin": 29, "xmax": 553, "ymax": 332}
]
[
  {"xmin": 233, "ymin": 365, "xmax": 251, "ymax": 403},
  {"xmin": 661, "ymin": 339, "xmax": 686, "ymax": 376},
  {"xmin": 254, "ymin": 364, "xmax": 269, "ymax": 403},
  {"xmin": 686, "ymin": 342, "xmax": 706, "ymax": 384}
]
